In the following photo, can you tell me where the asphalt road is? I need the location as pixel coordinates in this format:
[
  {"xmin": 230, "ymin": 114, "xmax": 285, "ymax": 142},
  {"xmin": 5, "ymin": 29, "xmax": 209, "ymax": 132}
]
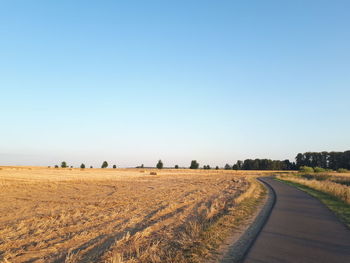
[{"xmin": 243, "ymin": 177, "xmax": 350, "ymax": 263}]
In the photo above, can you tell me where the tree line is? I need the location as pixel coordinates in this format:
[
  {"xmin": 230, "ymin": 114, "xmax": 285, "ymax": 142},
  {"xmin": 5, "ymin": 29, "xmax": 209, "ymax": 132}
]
[
  {"xmin": 52, "ymin": 151, "xmax": 350, "ymax": 171},
  {"xmin": 230, "ymin": 159, "xmax": 295, "ymax": 170},
  {"xmin": 295, "ymin": 151, "xmax": 350, "ymax": 170},
  {"xmin": 54, "ymin": 161, "xmax": 117, "ymax": 169}
]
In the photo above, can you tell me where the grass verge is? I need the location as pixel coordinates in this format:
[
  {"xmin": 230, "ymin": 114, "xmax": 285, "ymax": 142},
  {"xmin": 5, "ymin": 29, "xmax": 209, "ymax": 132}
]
[{"xmin": 276, "ymin": 178, "xmax": 350, "ymax": 228}]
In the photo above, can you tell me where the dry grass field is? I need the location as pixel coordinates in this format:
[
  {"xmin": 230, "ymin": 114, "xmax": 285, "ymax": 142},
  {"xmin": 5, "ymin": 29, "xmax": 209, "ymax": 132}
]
[{"xmin": 0, "ymin": 167, "xmax": 271, "ymax": 263}]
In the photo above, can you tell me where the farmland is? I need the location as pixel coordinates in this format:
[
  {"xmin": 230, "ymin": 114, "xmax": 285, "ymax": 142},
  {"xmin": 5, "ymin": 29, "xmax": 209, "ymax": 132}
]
[{"xmin": 0, "ymin": 167, "xmax": 269, "ymax": 263}]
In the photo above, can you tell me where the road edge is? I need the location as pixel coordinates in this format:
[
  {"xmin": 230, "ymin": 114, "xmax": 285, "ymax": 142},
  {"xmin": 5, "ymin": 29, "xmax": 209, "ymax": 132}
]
[{"xmin": 220, "ymin": 177, "xmax": 276, "ymax": 263}]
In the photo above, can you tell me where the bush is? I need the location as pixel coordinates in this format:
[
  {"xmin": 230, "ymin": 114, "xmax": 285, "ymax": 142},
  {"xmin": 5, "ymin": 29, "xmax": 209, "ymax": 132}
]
[
  {"xmin": 299, "ymin": 166, "xmax": 314, "ymax": 173},
  {"xmin": 54, "ymin": 165, "xmax": 59, "ymax": 168},
  {"xmin": 113, "ymin": 165, "xmax": 117, "ymax": 169},
  {"xmin": 300, "ymin": 173, "xmax": 331, "ymax": 181},
  {"xmin": 337, "ymin": 168, "xmax": 348, "ymax": 173},
  {"xmin": 90, "ymin": 166, "xmax": 93, "ymax": 168},
  {"xmin": 175, "ymin": 165, "xmax": 179, "ymax": 169},
  {"xmin": 314, "ymin": 167, "xmax": 326, "ymax": 173},
  {"xmin": 61, "ymin": 161, "xmax": 67, "ymax": 168},
  {"xmin": 80, "ymin": 163, "xmax": 85, "ymax": 169},
  {"xmin": 215, "ymin": 166, "xmax": 219, "ymax": 170}
]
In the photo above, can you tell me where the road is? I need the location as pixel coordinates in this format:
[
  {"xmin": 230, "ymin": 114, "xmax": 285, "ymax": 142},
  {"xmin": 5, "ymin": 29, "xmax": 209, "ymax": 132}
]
[{"xmin": 243, "ymin": 177, "xmax": 350, "ymax": 263}]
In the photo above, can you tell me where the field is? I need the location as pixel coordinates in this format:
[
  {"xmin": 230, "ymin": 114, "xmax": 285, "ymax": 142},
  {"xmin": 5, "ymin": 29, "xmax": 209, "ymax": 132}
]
[{"xmin": 0, "ymin": 167, "xmax": 270, "ymax": 263}]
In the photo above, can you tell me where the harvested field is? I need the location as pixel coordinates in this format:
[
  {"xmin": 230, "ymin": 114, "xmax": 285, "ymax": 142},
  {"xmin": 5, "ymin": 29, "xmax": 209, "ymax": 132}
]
[{"xmin": 0, "ymin": 168, "xmax": 270, "ymax": 263}]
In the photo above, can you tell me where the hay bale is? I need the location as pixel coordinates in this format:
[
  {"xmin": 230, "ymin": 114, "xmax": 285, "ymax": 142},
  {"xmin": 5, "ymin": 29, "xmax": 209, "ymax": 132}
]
[{"xmin": 150, "ymin": 172, "xmax": 157, "ymax": 175}]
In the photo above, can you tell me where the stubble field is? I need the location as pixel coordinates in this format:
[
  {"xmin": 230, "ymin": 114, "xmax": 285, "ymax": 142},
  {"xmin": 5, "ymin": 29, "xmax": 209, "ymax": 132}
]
[{"xmin": 0, "ymin": 167, "xmax": 269, "ymax": 263}]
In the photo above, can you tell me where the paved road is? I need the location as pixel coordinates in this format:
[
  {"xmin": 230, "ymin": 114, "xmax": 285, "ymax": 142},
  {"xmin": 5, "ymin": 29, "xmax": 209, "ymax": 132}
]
[{"xmin": 244, "ymin": 177, "xmax": 350, "ymax": 263}]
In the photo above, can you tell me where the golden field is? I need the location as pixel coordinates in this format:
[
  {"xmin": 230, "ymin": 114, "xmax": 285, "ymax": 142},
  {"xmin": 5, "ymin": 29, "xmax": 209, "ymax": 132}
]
[{"xmin": 0, "ymin": 167, "xmax": 272, "ymax": 263}]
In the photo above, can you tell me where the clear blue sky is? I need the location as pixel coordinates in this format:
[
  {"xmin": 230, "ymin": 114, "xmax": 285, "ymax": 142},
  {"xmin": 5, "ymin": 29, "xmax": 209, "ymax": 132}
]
[{"xmin": 1, "ymin": 0, "xmax": 349, "ymax": 167}]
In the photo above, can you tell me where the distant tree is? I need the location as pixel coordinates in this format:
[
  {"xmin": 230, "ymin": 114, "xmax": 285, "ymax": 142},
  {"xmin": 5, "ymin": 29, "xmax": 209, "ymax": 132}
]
[
  {"xmin": 113, "ymin": 164, "xmax": 117, "ymax": 169},
  {"xmin": 61, "ymin": 161, "xmax": 67, "ymax": 168},
  {"xmin": 224, "ymin": 164, "xmax": 232, "ymax": 170},
  {"xmin": 156, "ymin": 160, "xmax": 163, "ymax": 169},
  {"xmin": 295, "ymin": 153, "xmax": 304, "ymax": 168},
  {"xmin": 54, "ymin": 165, "xmax": 59, "ymax": 168},
  {"xmin": 70, "ymin": 166, "xmax": 73, "ymax": 168},
  {"xmin": 80, "ymin": 163, "xmax": 85, "ymax": 169},
  {"xmin": 295, "ymin": 150, "xmax": 350, "ymax": 170},
  {"xmin": 90, "ymin": 166, "xmax": 93, "ymax": 168},
  {"xmin": 175, "ymin": 165, "xmax": 179, "ymax": 169},
  {"xmin": 101, "ymin": 161, "xmax": 108, "ymax": 168},
  {"xmin": 190, "ymin": 160, "xmax": 199, "ymax": 169},
  {"xmin": 236, "ymin": 160, "xmax": 243, "ymax": 169},
  {"xmin": 232, "ymin": 164, "xmax": 238, "ymax": 170},
  {"xmin": 141, "ymin": 164, "xmax": 144, "ymax": 168},
  {"xmin": 215, "ymin": 166, "xmax": 219, "ymax": 170}
]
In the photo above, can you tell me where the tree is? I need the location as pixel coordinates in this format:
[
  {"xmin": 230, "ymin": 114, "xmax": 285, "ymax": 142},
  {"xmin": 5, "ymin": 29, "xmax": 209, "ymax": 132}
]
[
  {"xmin": 224, "ymin": 164, "xmax": 232, "ymax": 170},
  {"xmin": 61, "ymin": 161, "xmax": 67, "ymax": 168},
  {"xmin": 141, "ymin": 164, "xmax": 144, "ymax": 168},
  {"xmin": 295, "ymin": 151, "xmax": 350, "ymax": 170},
  {"xmin": 113, "ymin": 164, "xmax": 117, "ymax": 169},
  {"xmin": 236, "ymin": 160, "xmax": 243, "ymax": 169},
  {"xmin": 190, "ymin": 160, "xmax": 199, "ymax": 169},
  {"xmin": 215, "ymin": 166, "xmax": 219, "ymax": 170},
  {"xmin": 295, "ymin": 153, "xmax": 304, "ymax": 168},
  {"xmin": 156, "ymin": 160, "xmax": 163, "ymax": 169},
  {"xmin": 54, "ymin": 165, "xmax": 59, "ymax": 168},
  {"xmin": 203, "ymin": 165, "xmax": 211, "ymax": 170},
  {"xmin": 90, "ymin": 166, "xmax": 93, "ymax": 168},
  {"xmin": 175, "ymin": 165, "xmax": 179, "ymax": 169},
  {"xmin": 101, "ymin": 161, "xmax": 108, "ymax": 168},
  {"xmin": 80, "ymin": 163, "xmax": 85, "ymax": 169}
]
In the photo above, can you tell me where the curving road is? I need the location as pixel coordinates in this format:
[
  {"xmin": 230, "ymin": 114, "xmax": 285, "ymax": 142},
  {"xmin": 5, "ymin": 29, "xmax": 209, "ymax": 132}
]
[{"xmin": 243, "ymin": 177, "xmax": 350, "ymax": 263}]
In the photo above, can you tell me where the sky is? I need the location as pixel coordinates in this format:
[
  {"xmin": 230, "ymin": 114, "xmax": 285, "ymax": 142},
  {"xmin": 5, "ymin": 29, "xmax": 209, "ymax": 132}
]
[{"xmin": 1, "ymin": 0, "xmax": 349, "ymax": 167}]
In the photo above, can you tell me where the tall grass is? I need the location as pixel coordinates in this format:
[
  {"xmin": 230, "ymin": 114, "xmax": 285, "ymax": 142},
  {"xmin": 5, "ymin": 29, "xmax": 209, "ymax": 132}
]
[{"xmin": 278, "ymin": 175, "xmax": 350, "ymax": 205}]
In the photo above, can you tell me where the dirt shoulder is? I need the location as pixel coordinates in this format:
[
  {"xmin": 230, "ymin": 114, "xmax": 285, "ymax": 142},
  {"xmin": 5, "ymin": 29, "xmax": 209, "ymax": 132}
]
[{"xmin": 206, "ymin": 177, "xmax": 274, "ymax": 263}]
